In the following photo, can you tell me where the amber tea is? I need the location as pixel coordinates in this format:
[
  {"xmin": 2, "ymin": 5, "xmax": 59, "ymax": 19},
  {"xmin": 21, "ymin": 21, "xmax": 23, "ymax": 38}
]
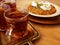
[{"xmin": 4, "ymin": 9, "xmax": 28, "ymax": 40}]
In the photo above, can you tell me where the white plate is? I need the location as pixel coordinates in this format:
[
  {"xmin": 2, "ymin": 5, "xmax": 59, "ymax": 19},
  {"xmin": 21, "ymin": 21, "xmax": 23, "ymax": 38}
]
[{"xmin": 29, "ymin": 3, "xmax": 60, "ymax": 18}]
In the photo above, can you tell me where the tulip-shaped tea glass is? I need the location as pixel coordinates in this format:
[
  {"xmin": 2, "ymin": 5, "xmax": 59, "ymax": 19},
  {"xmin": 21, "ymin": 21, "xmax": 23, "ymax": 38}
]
[{"xmin": 4, "ymin": 9, "xmax": 28, "ymax": 44}]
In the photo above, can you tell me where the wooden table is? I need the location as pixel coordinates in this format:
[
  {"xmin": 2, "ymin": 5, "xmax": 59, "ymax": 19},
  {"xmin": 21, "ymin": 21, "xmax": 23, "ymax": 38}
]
[
  {"xmin": 16, "ymin": 0, "xmax": 60, "ymax": 45},
  {"xmin": 30, "ymin": 22, "xmax": 60, "ymax": 45}
]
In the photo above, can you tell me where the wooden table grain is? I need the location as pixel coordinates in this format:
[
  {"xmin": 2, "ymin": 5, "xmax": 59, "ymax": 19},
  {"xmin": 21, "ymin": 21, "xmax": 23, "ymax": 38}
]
[
  {"xmin": 30, "ymin": 22, "xmax": 60, "ymax": 45},
  {"xmin": 16, "ymin": 0, "xmax": 60, "ymax": 45}
]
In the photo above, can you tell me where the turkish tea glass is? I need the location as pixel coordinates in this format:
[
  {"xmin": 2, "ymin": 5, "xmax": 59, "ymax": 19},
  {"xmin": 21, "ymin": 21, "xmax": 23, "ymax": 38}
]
[{"xmin": 4, "ymin": 9, "xmax": 28, "ymax": 44}]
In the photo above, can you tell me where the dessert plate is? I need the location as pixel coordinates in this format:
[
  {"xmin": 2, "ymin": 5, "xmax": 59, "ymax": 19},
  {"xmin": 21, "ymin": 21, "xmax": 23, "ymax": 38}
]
[{"xmin": 29, "ymin": 2, "xmax": 60, "ymax": 18}]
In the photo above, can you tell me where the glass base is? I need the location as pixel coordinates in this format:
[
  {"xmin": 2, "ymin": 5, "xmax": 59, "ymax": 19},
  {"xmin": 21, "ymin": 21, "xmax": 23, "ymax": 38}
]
[{"xmin": 5, "ymin": 30, "xmax": 28, "ymax": 45}]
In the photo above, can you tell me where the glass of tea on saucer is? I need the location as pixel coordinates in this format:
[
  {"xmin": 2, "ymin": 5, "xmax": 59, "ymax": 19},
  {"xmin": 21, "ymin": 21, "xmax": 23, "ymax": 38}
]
[{"xmin": 4, "ymin": 8, "xmax": 29, "ymax": 44}]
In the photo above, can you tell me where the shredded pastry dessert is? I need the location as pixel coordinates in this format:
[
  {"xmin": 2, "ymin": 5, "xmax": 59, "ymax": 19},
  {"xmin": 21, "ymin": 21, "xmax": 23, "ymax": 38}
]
[{"xmin": 28, "ymin": 1, "xmax": 56, "ymax": 15}]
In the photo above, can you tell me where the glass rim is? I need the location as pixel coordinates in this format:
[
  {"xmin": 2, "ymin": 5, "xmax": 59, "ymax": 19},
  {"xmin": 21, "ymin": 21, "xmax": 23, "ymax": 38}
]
[{"xmin": 4, "ymin": 9, "xmax": 29, "ymax": 22}]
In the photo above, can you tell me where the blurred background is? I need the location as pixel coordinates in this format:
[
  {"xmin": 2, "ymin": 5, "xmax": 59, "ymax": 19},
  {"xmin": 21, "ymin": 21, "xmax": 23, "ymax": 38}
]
[{"xmin": 16, "ymin": 0, "xmax": 60, "ymax": 9}]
